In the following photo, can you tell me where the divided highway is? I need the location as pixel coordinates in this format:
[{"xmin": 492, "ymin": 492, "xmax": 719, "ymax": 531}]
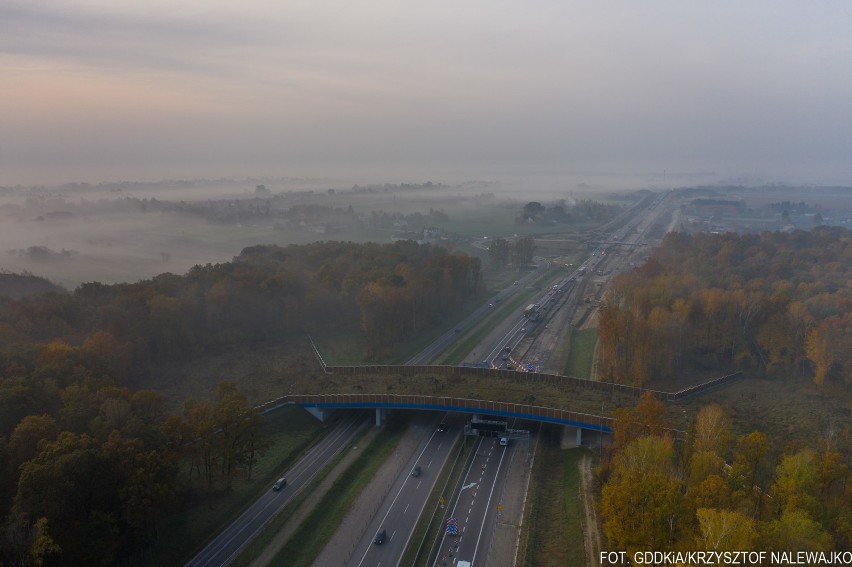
[
  {"xmin": 185, "ymin": 413, "xmax": 369, "ymax": 567},
  {"xmin": 432, "ymin": 434, "xmax": 516, "ymax": 567},
  {"xmin": 349, "ymin": 412, "xmax": 464, "ymax": 567}
]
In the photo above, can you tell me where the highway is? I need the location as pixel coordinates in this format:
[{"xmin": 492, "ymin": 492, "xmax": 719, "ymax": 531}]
[
  {"xmin": 431, "ymin": 434, "xmax": 515, "ymax": 567},
  {"xmin": 349, "ymin": 412, "xmax": 465, "ymax": 567},
  {"xmin": 184, "ymin": 412, "xmax": 369, "ymax": 567},
  {"xmin": 406, "ymin": 259, "xmax": 549, "ymax": 365}
]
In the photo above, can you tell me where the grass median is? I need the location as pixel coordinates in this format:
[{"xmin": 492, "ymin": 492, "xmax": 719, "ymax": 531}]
[{"xmin": 260, "ymin": 416, "xmax": 407, "ymax": 567}]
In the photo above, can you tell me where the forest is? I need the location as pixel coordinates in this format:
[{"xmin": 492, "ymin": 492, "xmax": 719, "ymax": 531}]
[
  {"xmin": 0, "ymin": 240, "xmax": 481, "ymax": 565},
  {"xmin": 600, "ymin": 394, "xmax": 850, "ymax": 556},
  {"xmin": 596, "ymin": 227, "xmax": 852, "ymax": 388}
]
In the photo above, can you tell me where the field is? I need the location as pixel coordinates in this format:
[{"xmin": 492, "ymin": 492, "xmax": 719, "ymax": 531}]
[{"xmin": 562, "ymin": 327, "xmax": 598, "ymax": 379}]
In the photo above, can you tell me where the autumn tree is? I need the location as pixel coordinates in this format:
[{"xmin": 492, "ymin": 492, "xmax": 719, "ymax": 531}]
[
  {"xmin": 696, "ymin": 508, "xmax": 757, "ymax": 552},
  {"xmin": 601, "ymin": 436, "xmax": 689, "ymax": 553}
]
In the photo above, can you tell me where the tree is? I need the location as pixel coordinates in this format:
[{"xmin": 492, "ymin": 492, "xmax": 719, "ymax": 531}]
[
  {"xmin": 729, "ymin": 431, "xmax": 771, "ymax": 516},
  {"xmin": 761, "ymin": 508, "xmax": 832, "ymax": 552},
  {"xmin": 487, "ymin": 239, "xmax": 510, "ymax": 269},
  {"xmin": 773, "ymin": 449, "xmax": 819, "ymax": 515},
  {"xmin": 696, "ymin": 508, "xmax": 757, "ymax": 552},
  {"xmin": 522, "ymin": 201, "xmax": 545, "ymax": 220},
  {"xmin": 511, "ymin": 236, "xmax": 535, "ymax": 268},
  {"xmin": 213, "ymin": 381, "xmax": 268, "ymax": 487},
  {"xmin": 7, "ymin": 415, "xmax": 60, "ymax": 472},
  {"xmin": 601, "ymin": 436, "xmax": 688, "ymax": 553},
  {"xmin": 692, "ymin": 404, "xmax": 731, "ymax": 456}
]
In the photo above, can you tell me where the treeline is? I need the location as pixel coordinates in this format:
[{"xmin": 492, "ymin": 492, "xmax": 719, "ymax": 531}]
[
  {"xmin": 0, "ymin": 335, "xmax": 264, "ymax": 566},
  {"xmin": 0, "ymin": 240, "xmax": 482, "ymax": 370},
  {"xmin": 599, "ymin": 395, "xmax": 850, "ymax": 556},
  {"xmin": 487, "ymin": 236, "xmax": 536, "ymax": 269},
  {"xmin": 0, "ymin": 240, "xmax": 482, "ymax": 564},
  {"xmin": 517, "ymin": 199, "xmax": 623, "ymax": 225},
  {"xmin": 597, "ymin": 227, "xmax": 851, "ymax": 386}
]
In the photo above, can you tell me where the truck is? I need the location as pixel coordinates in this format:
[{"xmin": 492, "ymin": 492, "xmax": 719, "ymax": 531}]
[{"xmin": 524, "ymin": 304, "xmax": 537, "ymax": 317}]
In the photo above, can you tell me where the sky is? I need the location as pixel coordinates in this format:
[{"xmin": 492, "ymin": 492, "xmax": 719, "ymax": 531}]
[{"xmin": 3, "ymin": 1, "xmax": 852, "ymax": 187}]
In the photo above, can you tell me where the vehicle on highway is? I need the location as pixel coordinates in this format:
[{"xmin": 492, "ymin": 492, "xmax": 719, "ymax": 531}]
[
  {"xmin": 500, "ymin": 437, "xmax": 508, "ymax": 446},
  {"xmin": 411, "ymin": 465, "xmax": 422, "ymax": 477},
  {"xmin": 374, "ymin": 529, "xmax": 386, "ymax": 545},
  {"xmin": 272, "ymin": 477, "xmax": 287, "ymax": 491},
  {"xmin": 437, "ymin": 422, "xmax": 446, "ymax": 432}
]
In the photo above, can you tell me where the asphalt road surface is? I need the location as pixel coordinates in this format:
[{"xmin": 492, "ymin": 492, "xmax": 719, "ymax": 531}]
[
  {"xmin": 350, "ymin": 412, "xmax": 464, "ymax": 567},
  {"xmin": 432, "ymin": 435, "xmax": 513, "ymax": 567},
  {"xmin": 185, "ymin": 412, "xmax": 369, "ymax": 567}
]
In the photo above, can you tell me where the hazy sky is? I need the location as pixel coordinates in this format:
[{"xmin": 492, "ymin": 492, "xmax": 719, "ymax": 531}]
[{"xmin": 3, "ymin": 1, "xmax": 852, "ymax": 186}]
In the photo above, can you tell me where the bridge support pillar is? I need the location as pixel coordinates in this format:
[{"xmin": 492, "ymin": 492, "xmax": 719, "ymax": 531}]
[
  {"xmin": 375, "ymin": 408, "xmax": 386, "ymax": 427},
  {"xmin": 303, "ymin": 406, "xmax": 333, "ymax": 423},
  {"xmin": 560, "ymin": 426, "xmax": 583, "ymax": 448}
]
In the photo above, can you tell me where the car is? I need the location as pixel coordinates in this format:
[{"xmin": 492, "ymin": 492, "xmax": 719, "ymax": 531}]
[
  {"xmin": 437, "ymin": 422, "xmax": 446, "ymax": 432},
  {"xmin": 411, "ymin": 466, "xmax": 422, "ymax": 477},
  {"xmin": 374, "ymin": 529, "xmax": 386, "ymax": 545},
  {"xmin": 272, "ymin": 477, "xmax": 287, "ymax": 491},
  {"xmin": 500, "ymin": 437, "xmax": 508, "ymax": 446},
  {"xmin": 501, "ymin": 355, "xmax": 507, "ymax": 360},
  {"xmin": 506, "ymin": 363, "xmax": 513, "ymax": 369},
  {"xmin": 488, "ymin": 303, "xmax": 493, "ymax": 307},
  {"xmin": 513, "ymin": 281, "xmax": 519, "ymax": 285}
]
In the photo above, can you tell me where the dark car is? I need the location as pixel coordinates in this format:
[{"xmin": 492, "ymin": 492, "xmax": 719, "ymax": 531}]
[
  {"xmin": 437, "ymin": 422, "xmax": 446, "ymax": 432},
  {"xmin": 411, "ymin": 465, "xmax": 422, "ymax": 477},
  {"xmin": 272, "ymin": 477, "xmax": 287, "ymax": 491},
  {"xmin": 374, "ymin": 528, "xmax": 386, "ymax": 545}
]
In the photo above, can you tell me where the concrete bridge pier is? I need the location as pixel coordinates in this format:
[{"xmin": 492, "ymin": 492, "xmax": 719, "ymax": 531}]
[
  {"xmin": 375, "ymin": 408, "xmax": 387, "ymax": 427},
  {"xmin": 304, "ymin": 406, "xmax": 334, "ymax": 423},
  {"xmin": 560, "ymin": 425, "xmax": 583, "ymax": 448}
]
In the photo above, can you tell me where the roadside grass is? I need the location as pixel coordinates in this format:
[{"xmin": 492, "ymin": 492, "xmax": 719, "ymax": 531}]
[
  {"xmin": 405, "ymin": 435, "xmax": 477, "ymax": 567},
  {"xmin": 230, "ymin": 423, "xmax": 373, "ymax": 567},
  {"xmin": 123, "ymin": 406, "xmax": 324, "ymax": 567},
  {"xmin": 263, "ymin": 416, "xmax": 407, "ymax": 567},
  {"xmin": 308, "ymin": 329, "xmax": 366, "ymax": 365},
  {"xmin": 562, "ymin": 327, "xmax": 598, "ymax": 379},
  {"xmin": 518, "ymin": 434, "xmax": 587, "ymax": 567}
]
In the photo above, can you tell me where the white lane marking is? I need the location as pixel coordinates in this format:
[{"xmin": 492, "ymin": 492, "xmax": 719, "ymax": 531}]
[
  {"xmin": 404, "ymin": 503, "xmax": 409, "ymax": 514},
  {"xmin": 470, "ymin": 441, "xmax": 510, "ymax": 566}
]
